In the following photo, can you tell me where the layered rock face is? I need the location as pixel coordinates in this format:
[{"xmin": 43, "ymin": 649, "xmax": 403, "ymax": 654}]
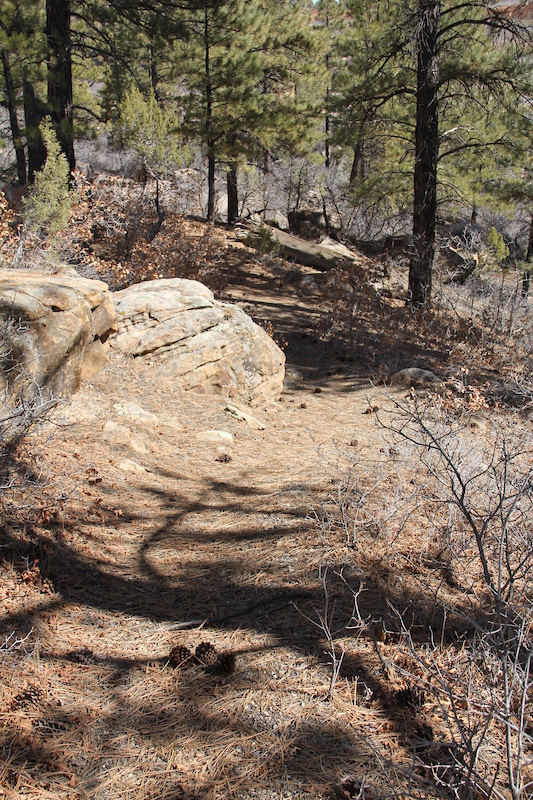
[
  {"xmin": 111, "ymin": 278, "xmax": 285, "ymax": 405},
  {"xmin": 0, "ymin": 270, "xmax": 116, "ymax": 398}
]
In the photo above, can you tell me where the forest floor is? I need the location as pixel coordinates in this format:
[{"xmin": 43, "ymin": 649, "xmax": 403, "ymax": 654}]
[{"xmin": 1, "ymin": 198, "xmax": 532, "ymax": 800}]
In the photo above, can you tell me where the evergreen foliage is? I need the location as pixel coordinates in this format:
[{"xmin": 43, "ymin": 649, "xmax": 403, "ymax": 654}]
[
  {"xmin": 485, "ymin": 225, "xmax": 509, "ymax": 264},
  {"xmin": 23, "ymin": 118, "xmax": 72, "ymax": 236},
  {"xmin": 330, "ymin": 0, "xmax": 532, "ymax": 305},
  {"xmin": 0, "ymin": 0, "xmax": 531, "ymax": 291},
  {"xmin": 116, "ymin": 84, "xmax": 189, "ymax": 177},
  {"xmin": 175, "ymin": 0, "xmax": 321, "ymax": 221}
]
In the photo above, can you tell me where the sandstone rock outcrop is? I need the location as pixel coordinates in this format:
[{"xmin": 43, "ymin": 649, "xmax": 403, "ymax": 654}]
[
  {"xmin": 110, "ymin": 278, "xmax": 285, "ymax": 405},
  {"xmin": 0, "ymin": 270, "xmax": 116, "ymax": 398}
]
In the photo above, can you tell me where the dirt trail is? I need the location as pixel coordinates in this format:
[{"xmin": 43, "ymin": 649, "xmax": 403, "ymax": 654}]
[
  {"xmin": 55, "ymin": 247, "xmax": 383, "ymax": 636},
  {"xmin": 1, "ymin": 247, "xmax": 409, "ymax": 800}
]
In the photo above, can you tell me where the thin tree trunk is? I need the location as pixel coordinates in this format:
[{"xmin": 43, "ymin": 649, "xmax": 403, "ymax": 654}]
[
  {"xmin": 147, "ymin": 178, "xmax": 166, "ymax": 242},
  {"xmin": 46, "ymin": 0, "xmax": 75, "ymax": 172},
  {"xmin": 207, "ymin": 154, "xmax": 216, "ymax": 221},
  {"xmin": 349, "ymin": 136, "xmax": 364, "ymax": 185},
  {"xmin": 408, "ymin": 0, "xmax": 440, "ymax": 309},
  {"xmin": 324, "ymin": 13, "xmax": 330, "ymax": 169},
  {"xmin": 2, "ymin": 48, "xmax": 26, "ymax": 185},
  {"xmin": 23, "ymin": 76, "xmax": 47, "ymax": 182},
  {"xmin": 204, "ymin": 6, "xmax": 215, "ymax": 222},
  {"xmin": 521, "ymin": 214, "xmax": 533, "ymax": 298},
  {"xmin": 149, "ymin": 44, "xmax": 159, "ymax": 99},
  {"xmin": 227, "ymin": 165, "xmax": 238, "ymax": 225}
]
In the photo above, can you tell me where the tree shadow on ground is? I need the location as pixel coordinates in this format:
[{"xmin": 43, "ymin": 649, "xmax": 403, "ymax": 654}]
[{"xmin": 0, "ymin": 466, "xmax": 488, "ymax": 799}]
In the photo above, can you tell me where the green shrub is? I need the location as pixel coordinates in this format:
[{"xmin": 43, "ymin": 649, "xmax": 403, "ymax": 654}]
[
  {"xmin": 23, "ymin": 120, "xmax": 72, "ymax": 237},
  {"xmin": 485, "ymin": 226, "xmax": 509, "ymax": 265},
  {"xmin": 244, "ymin": 223, "xmax": 280, "ymax": 256}
]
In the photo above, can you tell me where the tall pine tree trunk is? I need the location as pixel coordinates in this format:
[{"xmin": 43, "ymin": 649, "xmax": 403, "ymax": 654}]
[
  {"xmin": 227, "ymin": 165, "xmax": 238, "ymax": 225},
  {"xmin": 2, "ymin": 48, "xmax": 26, "ymax": 185},
  {"xmin": 521, "ymin": 214, "xmax": 533, "ymax": 298},
  {"xmin": 204, "ymin": 6, "xmax": 215, "ymax": 222},
  {"xmin": 207, "ymin": 153, "xmax": 216, "ymax": 221},
  {"xmin": 349, "ymin": 135, "xmax": 364, "ymax": 185},
  {"xmin": 46, "ymin": 0, "xmax": 75, "ymax": 172},
  {"xmin": 23, "ymin": 76, "xmax": 47, "ymax": 182},
  {"xmin": 408, "ymin": 0, "xmax": 440, "ymax": 309},
  {"xmin": 149, "ymin": 44, "xmax": 159, "ymax": 101}
]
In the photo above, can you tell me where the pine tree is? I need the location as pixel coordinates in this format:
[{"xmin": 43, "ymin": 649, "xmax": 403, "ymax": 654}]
[
  {"xmin": 332, "ymin": 0, "xmax": 532, "ymax": 307},
  {"xmin": 0, "ymin": 0, "xmax": 48, "ymax": 182},
  {"xmin": 46, "ymin": 0, "xmax": 75, "ymax": 172},
  {"xmin": 23, "ymin": 118, "xmax": 72, "ymax": 236},
  {"xmin": 176, "ymin": 0, "xmax": 320, "ymax": 223},
  {"xmin": 331, "ymin": 0, "xmax": 415, "ymax": 229},
  {"xmin": 314, "ymin": 0, "xmax": 348, "ymax": 169},
  {"xmin": 116, "ymin": 83, "xmax": 190, "ymax": 238}
]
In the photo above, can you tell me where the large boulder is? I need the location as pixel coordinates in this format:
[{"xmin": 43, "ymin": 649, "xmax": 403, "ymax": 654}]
[
  {"xmin": 439, "ymin": 245, "xmax": 478, "ymax": 283},
  {"xmin": 0, "ymin": 270, "xmax": 116, "ymax": 398},
  {"xmin": 110, "ymin": 278, "xmax": 285, "ymax": 406}
]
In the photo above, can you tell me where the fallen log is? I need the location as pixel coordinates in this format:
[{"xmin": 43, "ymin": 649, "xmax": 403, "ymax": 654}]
[{"xmin": 242, "ymin": 220, "xmax": 365, "ymax": 272}]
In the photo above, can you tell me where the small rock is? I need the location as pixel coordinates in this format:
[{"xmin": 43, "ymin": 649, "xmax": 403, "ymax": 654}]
[
  {"xmin": 215, "ymin": 453, "xmax": 232, "ymax": 463},
  {"xmin": 264, "ymin": 210, "xmax": 289, "ymax": 231},
  {"xmin": 196, "ymin": 430, "xmax": 234, "ymax": 443},
  {"xmin": 391, "ymin": 368, "xmax": 441, "ymax": 388},
  {"xmin": 103, "ymin": 419, "xmax": 128, "ymax": 436},
  {"xmin": 117, "ymin": 459, "xmax": 146, "ymax": 474},
  {"xmin": 298, "ymin": 276, "xmax": 322, "ymax": 297},
  {"xmin": 224, "ymin": 404, "xmax": 265, "ymax": 430},
  {"xmin": 284, "ymin": 366, "xmax": 304, "ymax": 389},
  {"xmin": 129, "ymin": 438, "xmax": 149, "ymax": 455},
  {"xmin": 113, "ymin": 401, "xmax": 159, "ymax": 426}
]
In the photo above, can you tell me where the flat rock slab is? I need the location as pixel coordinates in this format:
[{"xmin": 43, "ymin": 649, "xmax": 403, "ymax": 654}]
[{"xmin": 110, "ymin": 278, "xmax": 285, "ymax": 406}]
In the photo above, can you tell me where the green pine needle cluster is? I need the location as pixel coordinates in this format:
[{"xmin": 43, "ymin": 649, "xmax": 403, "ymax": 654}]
[
  {"xmin": 116, "ymin": 85, "xmax": 190, "ymax": 176},
  {"xmin": 485, "ymin": 226, "xmax": 509, "ymax": 266},
  {"xmin": 23, "ymin": 120, "xmax": 73, "ymax": 238}
]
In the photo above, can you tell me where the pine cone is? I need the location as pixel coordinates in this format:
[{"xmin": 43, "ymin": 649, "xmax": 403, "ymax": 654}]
[
  {"xmin": 11, "ymin": 685, "xmax": 43, "ymax": 709},
  {"xmin": 194, "ymin": 641, "xmax": 218, "ymax": 666},
  {"xmin": 212, "ymin": 651, "xmax": 236, "ymax": 675},
  {"xmin": 168, "ymin": 644, "xmax": 192, "ymax": 668},
  {"xmin": 395, "ymin": 684, "xmax": 426, "ymax": 709}
]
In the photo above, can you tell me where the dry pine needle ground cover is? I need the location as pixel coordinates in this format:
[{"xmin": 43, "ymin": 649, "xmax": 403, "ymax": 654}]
[{"xmin": 1, "ymin": 179, "xmax": 532, "ymax": 800}]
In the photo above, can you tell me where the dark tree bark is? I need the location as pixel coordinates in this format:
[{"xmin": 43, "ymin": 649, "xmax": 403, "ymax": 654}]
[
  {"xmin": 23, "ymin": 77, "xmax": 47, "ymax": 182},
  {"xmin": 408, "ymin": 0, "xmax": 440, "ymax": 309},
  {"xmin": 227, "ymin": 165, "xmax": 238, "ymax": 225},
  {"xmin": 521, "ymin": 214, "xmax": 533, "ymax": 298},
  {"xmin": 149, "ymin": 43, "xmax": 160, "ymax": 102},
  {"xmin": 204, "ymin": 6, "xmax": 215, "ymax": 222},
  {"xmin": 46, "ymin": 0, "xmax": 75, "ymax": 172},
  {"xmin": 147, "ymin": 179, "xmax": 166, "ymax": 242},
  {"xmin": 1, "ymin": 48, "xmax": 26, "ymax": 185},
  {"xmin": 325, "ymin": 101, "xmax": 331, "ymax": 170},
  {"xmin": 207, "ymin": 152, "xmax": 216, "ymax": 221},
  {"xmin": 349, "ymin": 135, "xmax": 365, "ymax": 185}
]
